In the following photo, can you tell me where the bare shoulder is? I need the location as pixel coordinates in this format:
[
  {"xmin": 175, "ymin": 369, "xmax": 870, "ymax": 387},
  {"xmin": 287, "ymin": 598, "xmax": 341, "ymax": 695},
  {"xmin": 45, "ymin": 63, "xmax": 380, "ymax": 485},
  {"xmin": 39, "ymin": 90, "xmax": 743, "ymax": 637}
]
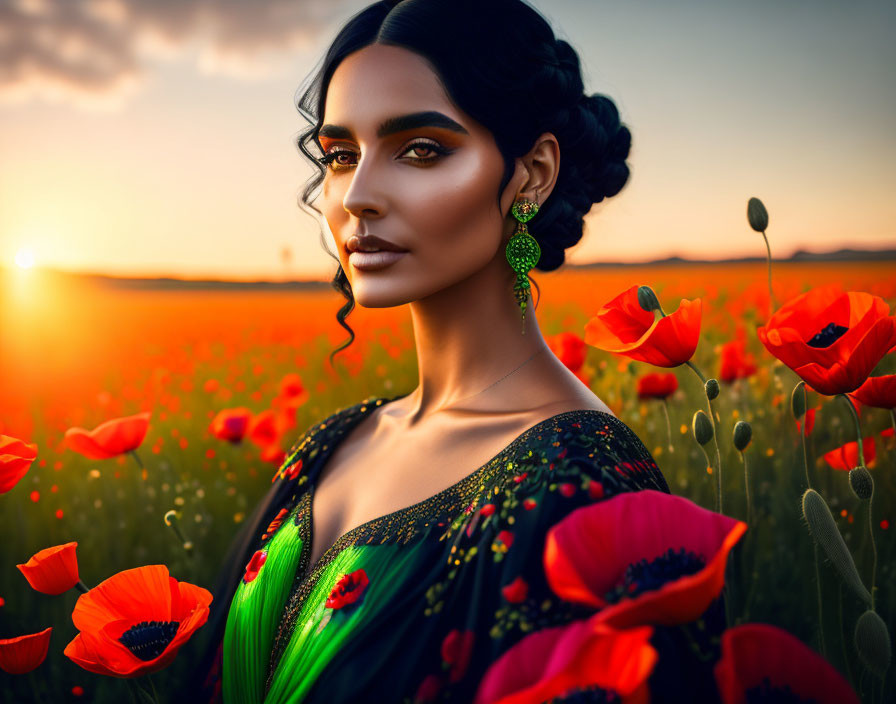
[{"xmin": 533, "ymin": 394, "xmax": 615, "ymax": 419}]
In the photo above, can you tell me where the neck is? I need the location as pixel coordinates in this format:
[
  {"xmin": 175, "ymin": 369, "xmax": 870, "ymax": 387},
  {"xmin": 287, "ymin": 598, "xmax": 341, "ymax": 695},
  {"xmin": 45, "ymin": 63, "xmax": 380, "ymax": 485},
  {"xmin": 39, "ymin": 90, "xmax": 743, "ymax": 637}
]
[{"xmin": 398, "ymin": 251, "xmax": 550, "ymax": 424}]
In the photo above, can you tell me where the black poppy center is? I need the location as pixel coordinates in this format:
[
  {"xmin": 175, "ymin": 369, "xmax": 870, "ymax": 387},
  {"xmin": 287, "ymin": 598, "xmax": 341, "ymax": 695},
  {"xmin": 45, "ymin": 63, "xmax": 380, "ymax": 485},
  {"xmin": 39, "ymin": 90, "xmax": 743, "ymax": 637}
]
[
  {"xmin": 606, "ymin": 547, "xmax": 706, "ymax": 601},
  {"xmin": 807, "ymin": 322, "xmax": 848, "ymax": 349},
  {"xmin": 119, "ymin": 620, "xmax": 180, "ymax": 661},
  {"xmin": 745, "ymin": 676, "xmax": 813, "ymax": 703},
  {"xmin": 545, "ymin": 685, "xmax": 621, "ymax": 704}
]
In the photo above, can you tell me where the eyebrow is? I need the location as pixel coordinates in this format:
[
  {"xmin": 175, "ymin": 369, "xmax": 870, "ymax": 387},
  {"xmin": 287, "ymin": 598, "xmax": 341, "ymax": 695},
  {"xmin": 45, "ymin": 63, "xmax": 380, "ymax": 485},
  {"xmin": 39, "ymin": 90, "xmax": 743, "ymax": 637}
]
[{"xmin": 317, "ymin": 111, "xmax": 470, "ymax": 141}]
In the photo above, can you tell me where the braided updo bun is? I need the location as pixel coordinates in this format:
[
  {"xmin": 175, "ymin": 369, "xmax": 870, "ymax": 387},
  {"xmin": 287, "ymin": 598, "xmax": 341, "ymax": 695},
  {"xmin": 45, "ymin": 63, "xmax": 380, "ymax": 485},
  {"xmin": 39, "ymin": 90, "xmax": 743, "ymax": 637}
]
[
  {"xmin": 295, "ymin": 0, "xmax": 632, "ymax": 357},
  {"xmin": 529, "ymin": 38, "xmax": 632, "ymax": 270}
]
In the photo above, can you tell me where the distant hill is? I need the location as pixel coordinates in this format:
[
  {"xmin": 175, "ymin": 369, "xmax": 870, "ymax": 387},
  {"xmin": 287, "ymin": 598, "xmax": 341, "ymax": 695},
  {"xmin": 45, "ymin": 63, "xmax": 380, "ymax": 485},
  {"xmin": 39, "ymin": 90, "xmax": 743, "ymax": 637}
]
[
  {"xmin": 3, "ymin": 247, "xmax": 894, "ymax": 290},
  {"xmin": 575, "ymin": 247, "xmax": 896, "ymax": 268}
]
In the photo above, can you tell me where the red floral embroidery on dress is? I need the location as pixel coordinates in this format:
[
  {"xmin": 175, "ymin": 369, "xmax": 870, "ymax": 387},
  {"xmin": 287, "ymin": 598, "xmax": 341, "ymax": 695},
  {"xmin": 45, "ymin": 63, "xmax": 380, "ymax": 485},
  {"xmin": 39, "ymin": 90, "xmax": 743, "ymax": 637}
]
[
  {"xmin": 440, "ymin": 629, "xmax": 475, "ymax": 683},
  {"xmin": 261, "ymin": 508, "xmax": 289, "ymax": 541},
  {"xmin": 501, "ymin": 576, "xmax": 528, "ymax": 603},
  {"xmin": 558, "ymin": 482, "xmax": 576, "ymax": 497},
  {"xmin": 414, "ymin": 672, "xmax": 444, "ymax": 702},
  {"xmin": 283, "ymin": 457, "xmax": 303, "ymax": 481},
  {"xmin": 588, "ymin": 479, "xmax": 605, "ymax": 500},
  {"xmin": 523, "ymin": 498, "xmax": 537, "ymax": 510},
  {"xmin": 496, "ymin": 530, "xmax": 514, "ymax": 549},
  {"xmin": 480, "ymin": 504, "xmax": 496, "ymax": 517},
  {"xmin": 325, "ymin": 568, "xmax": 370, "ymax": 610},
  {"xmin": 243, "ymin": 550, "xmax": 267, "ymax": 583}
]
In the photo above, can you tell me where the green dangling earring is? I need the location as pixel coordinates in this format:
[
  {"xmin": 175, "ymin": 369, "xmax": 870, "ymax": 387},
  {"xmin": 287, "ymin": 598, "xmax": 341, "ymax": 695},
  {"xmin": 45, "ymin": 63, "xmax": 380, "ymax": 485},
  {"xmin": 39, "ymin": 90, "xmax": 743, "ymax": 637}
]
[{"xmin": 506, "ymin": 198, "xmax": 541, "ymax": 334}]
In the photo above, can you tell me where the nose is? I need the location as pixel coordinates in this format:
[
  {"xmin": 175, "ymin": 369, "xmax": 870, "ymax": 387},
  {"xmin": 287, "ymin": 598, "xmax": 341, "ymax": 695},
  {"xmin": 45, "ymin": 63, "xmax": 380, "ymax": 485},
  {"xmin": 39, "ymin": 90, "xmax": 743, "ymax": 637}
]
[{"xmin": 341, "ymin": 152, "xmax": 387, "ymax": 219}]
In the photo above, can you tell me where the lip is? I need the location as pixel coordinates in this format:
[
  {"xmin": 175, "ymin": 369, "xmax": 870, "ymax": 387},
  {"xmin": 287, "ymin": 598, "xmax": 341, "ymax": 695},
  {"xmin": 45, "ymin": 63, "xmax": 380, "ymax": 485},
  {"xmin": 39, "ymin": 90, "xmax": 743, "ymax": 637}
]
[
  {"xmin": 349, "ymin": 250, "xmax": 408, "ymax": 271},
  {"xmin": 345, "ymin": 233, "xmax": 408, "ymax": 254}
]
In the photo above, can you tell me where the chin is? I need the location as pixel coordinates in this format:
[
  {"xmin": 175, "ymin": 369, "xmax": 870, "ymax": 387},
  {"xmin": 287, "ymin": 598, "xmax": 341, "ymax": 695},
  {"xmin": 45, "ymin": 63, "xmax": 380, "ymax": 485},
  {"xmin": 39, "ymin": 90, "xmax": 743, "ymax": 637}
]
[{"xmin": 350, "ymin": 282, "xmax": 414, "ymax": 309}]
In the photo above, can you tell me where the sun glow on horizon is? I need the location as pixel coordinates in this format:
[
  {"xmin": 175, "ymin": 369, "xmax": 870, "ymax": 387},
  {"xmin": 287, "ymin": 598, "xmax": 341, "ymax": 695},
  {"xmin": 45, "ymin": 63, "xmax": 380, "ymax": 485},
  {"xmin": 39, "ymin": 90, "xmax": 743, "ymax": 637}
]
[{"xmin": 15, "ymin": 248, "xmax": 36, "ymax": 269}]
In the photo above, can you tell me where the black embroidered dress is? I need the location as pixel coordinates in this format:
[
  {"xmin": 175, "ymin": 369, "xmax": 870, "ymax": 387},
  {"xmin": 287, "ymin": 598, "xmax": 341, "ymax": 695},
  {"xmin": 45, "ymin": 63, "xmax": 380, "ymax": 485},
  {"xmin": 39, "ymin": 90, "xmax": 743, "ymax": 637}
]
[{"xmin": 195, "ymin": 393, "xmax": 697, "ymax": 704}]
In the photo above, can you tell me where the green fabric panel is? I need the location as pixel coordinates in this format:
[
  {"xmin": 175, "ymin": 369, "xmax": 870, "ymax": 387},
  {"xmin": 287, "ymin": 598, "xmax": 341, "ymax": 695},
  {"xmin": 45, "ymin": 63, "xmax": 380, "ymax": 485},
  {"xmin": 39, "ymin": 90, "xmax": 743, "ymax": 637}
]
[
  {"xmin": 223, "ymin": 505, "xmax": 305, "ymax": 704},
  {"xmin": 265, "ymin": 541, "xmax": 423, "ymax": 704}
]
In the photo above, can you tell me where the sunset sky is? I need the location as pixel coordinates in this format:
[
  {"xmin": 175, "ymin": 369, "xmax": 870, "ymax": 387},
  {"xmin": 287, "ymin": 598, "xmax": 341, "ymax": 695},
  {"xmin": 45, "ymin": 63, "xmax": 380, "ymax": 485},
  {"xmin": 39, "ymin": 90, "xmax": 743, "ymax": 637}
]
[{"xmin": 1, "ymin": 0, "xmax": 894, "ymax": 282}]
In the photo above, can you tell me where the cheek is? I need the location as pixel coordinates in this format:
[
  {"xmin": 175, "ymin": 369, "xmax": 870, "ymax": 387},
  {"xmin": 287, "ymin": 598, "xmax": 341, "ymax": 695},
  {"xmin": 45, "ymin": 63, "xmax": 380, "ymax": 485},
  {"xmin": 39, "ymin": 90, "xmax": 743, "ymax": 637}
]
[{"xmin": 408, "ymin": 150, "xmax": 505, "ymax": 263}]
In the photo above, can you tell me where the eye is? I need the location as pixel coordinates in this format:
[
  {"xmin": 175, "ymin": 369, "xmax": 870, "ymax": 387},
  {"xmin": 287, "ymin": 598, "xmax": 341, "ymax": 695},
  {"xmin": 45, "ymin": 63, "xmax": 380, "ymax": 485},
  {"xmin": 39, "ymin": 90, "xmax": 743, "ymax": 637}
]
[
  {"xmin": 398, "ymin": 139, "xmax": 450, "ymax": 164},
  {"xmin": 315, "ymin": 139, "xmax": 451, "ymax": 172}
]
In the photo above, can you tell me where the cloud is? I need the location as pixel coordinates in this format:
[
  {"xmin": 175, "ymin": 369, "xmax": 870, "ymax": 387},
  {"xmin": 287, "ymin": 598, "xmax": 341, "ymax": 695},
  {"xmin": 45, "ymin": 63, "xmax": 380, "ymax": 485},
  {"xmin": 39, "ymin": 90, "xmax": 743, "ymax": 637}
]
[{"xmin": 0, "ymin": 0, "xmax": 360, "ymax": 107}]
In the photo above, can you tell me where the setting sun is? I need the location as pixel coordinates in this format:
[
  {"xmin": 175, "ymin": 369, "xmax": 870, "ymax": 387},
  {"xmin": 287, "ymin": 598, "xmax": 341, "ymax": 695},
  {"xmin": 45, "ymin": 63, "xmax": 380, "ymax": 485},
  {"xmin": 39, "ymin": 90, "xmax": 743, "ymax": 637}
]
[{"xmin": 15, "ymin": 248, "xmax": 35, "ymax": 269}]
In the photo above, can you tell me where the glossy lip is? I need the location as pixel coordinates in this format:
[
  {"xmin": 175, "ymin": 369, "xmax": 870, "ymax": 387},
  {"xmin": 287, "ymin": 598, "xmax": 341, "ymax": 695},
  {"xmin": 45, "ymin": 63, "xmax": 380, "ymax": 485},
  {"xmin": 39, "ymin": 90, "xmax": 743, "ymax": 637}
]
[
  {"xmin": 345, "ymin": 233, "xmax": 408, "ymax": 254},
  {"xmin": 348, "ymin": 250, "xmax": 408, "ymax": 271}
]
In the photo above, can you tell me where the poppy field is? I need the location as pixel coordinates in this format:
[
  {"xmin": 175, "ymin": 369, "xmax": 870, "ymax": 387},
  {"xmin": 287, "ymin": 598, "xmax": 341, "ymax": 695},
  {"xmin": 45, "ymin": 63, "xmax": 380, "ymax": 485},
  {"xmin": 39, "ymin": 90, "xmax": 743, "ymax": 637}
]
[{"xmin": 2, "ymin": 239, "xmax": 896, "ymax": 702}]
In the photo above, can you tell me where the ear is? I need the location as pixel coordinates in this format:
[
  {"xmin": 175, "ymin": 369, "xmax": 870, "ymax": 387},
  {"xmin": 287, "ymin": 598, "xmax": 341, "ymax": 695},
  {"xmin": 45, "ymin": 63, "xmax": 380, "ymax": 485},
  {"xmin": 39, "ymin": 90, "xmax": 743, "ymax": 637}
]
[{"xmin": 516, "ymin": 132, "xmax": 560, "ymax": 205}]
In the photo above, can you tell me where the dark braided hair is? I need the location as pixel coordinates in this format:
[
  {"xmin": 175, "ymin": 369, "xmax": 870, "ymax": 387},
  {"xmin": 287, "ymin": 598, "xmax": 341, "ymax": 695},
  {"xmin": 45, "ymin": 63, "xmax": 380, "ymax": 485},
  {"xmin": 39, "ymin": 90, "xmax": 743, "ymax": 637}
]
[{"xmin": 293, "ymin": 0, "xmax": 632, "ymax": 366}]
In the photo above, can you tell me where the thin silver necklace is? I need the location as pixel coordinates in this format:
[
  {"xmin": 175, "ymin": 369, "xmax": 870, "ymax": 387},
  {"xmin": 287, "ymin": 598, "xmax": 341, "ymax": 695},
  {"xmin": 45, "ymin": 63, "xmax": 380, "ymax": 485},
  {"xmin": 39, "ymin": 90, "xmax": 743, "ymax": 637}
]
[{"xmin": 441, "ymin": 347, "xmax": 548, "ymax": 410}]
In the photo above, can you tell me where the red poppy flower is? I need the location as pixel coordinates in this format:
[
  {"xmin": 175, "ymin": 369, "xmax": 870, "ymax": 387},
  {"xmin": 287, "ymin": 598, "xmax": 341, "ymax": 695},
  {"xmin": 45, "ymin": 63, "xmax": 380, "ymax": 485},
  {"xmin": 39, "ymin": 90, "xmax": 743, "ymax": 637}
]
[
  {"xmin": 548, "ymin": 332, "xmax": 587, "ymax": 373},
  {"xmin": 718, "ymin": 339, "xmax": 758, "ymax": 383},
  {"xmin": 852, "ymin": 374, "xmax": 896, "ymax": 409},
  {"xmin": 260, "ymin": 442, "xmax": 286, "ymax": 466},
  {"xmin": 757, "ymin": 285, "xmax": 896, "ymax": 396},
  {"xmin": 247, "ymin": 410, "xmax": 280, "ymax": 447},
  {"xmin": 17, "ymin": 542, "xmax": 80, "ymax": 595},
  {"xmin": 822, "ymin": 436, "xmax": 876, "ymax": 471},
  {"xmin": 65, "ymin": 411, "xmax": 151, "ymax": 460},
  {"xmin": 325, "ymin": 569, "xmax": 369, "ymax": 610},
  {"xmin": 795, "ymin": 407, "xmax": 817, "ymax": 437},
  {"xmin": 473, "ymin": 618, "xmax": 656, "ymax": 704},
  {"xmin": 278, "ymin": 373, "xmax": 307, "ymax": 402},
  {"xmin": 714, "ymin": 623, "xmax": 859, "ymax": 704},
  {"xmin": 63, "ymin": 565, "xmax": 212, "ymax": 678},
  {"xmin": 209, "ymin": 407, "xmax": 252, "ymax": 443},
  {"xmin": 636, "ymin": 372, "xmax": 678, "ymax": 400},
  {"xmin": 0, "ymin": 626, "xmax": 52, "ymax": 674},
  {"xmin": 441, "ymin": 629, "xmax": 475, "ymax": 683},
  {"xmin": 584, "ymin": 285, "xmax": 702, "ymax": 367},
  {"xmin": 543, "ymin": 490, "xmax": 746, "ymax": 628},
  {"xmin": 0, "ymin": 434, "xmax": 38, "ymax": 494}
]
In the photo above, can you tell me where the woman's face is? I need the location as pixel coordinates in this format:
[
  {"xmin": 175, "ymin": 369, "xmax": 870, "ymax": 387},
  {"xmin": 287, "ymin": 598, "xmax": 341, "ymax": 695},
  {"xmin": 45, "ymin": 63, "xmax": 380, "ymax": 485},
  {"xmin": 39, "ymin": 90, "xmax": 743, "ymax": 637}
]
[{"xmin": 317, "ymin": 43, "xmax": 519, "ymax": 308}]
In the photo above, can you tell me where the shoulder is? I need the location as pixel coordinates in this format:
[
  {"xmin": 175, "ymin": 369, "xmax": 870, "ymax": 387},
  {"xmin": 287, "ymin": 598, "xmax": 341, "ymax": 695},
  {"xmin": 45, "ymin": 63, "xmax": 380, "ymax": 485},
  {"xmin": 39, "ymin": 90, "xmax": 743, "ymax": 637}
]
[
  {"xmin": 509, "ymin": 409, "xmax": 671, "ymax": 497},
  {"xmin": 276, "ymin": 395, "xmax": 380, "ymax": 479}
]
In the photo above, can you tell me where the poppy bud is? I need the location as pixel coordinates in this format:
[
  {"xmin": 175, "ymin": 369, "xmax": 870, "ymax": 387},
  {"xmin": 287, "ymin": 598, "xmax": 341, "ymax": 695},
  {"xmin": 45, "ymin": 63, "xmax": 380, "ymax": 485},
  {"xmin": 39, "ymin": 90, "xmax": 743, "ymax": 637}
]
[
  {"xmin": 747, "ymin": 197, "xmax": 768, "ymax": 232},
  {"xmin": 692, "ymin": 410, "xmax": 713, "ymax": 446},
  {"xmin": 854, "ymin": 609, "xmax": 891, "ymax": 678},
  {"xmin": 801, "ymin": 489, "xmax": 871, "ymax": 605},
  {"xmin": 733, "ymin": 421, "xmax": 752, "ymax": 452},
  {"xmin": 848, "ymin": 466, "xmax": 873, "ymax": 501},
  {"xmin": 704, "ymin": 378, "xmax": 720, "ymax": 400},
  {"xmin": 637, "ymin": 285, "xmax": 661, "ymax": 313},
  {"xmin": 791, "ymin": 381, "xmax": 806, "ymax": 419}
]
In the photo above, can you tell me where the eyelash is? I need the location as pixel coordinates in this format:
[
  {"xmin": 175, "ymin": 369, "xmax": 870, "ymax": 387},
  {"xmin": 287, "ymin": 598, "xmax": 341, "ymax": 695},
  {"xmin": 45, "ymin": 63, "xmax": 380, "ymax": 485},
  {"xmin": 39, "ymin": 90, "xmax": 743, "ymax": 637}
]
[{"xmin": 316, "ymin": 140, "xmax": 450, "ymax": 171}]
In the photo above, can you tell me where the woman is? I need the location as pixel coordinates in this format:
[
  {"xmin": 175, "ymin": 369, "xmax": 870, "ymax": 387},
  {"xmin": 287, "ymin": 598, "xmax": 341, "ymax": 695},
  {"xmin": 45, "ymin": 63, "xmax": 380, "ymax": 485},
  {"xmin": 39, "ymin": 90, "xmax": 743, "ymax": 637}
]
[{"xmin": 189, "ymin": 1, "xmax": 704, "ymax": 702}]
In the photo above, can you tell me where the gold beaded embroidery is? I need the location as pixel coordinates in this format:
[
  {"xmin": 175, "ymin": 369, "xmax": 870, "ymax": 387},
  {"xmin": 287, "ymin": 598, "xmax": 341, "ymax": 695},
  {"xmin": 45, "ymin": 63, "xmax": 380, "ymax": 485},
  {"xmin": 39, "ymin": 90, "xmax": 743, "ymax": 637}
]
[{"xmin": 262, "ymin": 397, "xmax": 647, "ymax": 694}]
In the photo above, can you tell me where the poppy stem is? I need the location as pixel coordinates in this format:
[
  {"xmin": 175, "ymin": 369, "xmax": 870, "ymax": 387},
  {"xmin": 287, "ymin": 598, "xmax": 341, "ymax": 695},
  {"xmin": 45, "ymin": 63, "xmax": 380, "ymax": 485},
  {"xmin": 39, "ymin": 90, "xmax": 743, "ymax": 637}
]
[
  {"xmin": 838, "ymin": 580, "xmax": 856, "ymax": 693},
  {"xmin": 660, "ymin": 398, "xmax": 674, "ymax": 454},
  {"xmin": 686, "ymin": 361, "xmax": 724, "ymax": 513},
  {"xmin": 760, "ymin": 230, "xmax": 777, "ymax": 313},
  {"xmin": 76, "ymin": 579, "xmax": 90, "ymax": 593},
  {"xmin": 739, "ymin": 450, "xmax": 752, "ymax": 527},
  {"xmin": 799, "ymin": 384, "xmax": 812, "ymax": 490},
  {"xmin": 814, "ymin": 542, "xmax": 826, "ymax": 658},
  {"xmin": 129, "ymin": 450, "xmax": 147, "ymax": 482},
  {"xmin": 890, "ymin": 408, "xmax": 895, "ymax": 435},
  {"xmin": 835, "ymin": 393, "xmax": 877, "ymax": 610}
]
